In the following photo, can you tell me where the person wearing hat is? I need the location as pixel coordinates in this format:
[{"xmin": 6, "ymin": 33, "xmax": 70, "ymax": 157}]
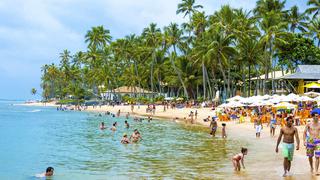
[{"xmin": 121, "ymin": 133, "xmax": 130, "ymax": 144}]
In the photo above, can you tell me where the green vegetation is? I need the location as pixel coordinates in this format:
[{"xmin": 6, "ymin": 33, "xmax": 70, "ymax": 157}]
[{"xmin": 40, "ymin": 0, "xmax": 320, "ymax": 102}]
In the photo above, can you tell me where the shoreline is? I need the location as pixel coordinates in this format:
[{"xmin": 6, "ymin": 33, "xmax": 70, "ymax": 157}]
[{"xmin": 24, "ymin": 102, "xmax": 312, "ymax": 178}]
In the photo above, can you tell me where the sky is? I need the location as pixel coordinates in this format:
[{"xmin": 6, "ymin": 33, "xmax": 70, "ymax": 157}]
[{"xmin": 0, "ymin": 0, "xmax": 309, "ymax": 100}]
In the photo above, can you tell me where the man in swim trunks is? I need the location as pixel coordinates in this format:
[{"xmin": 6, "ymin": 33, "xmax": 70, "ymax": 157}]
[
  {"xmin": 276, "ymin": 117, "xmax": 300, "ymax": 177},
  {"xmin": 130, "ymin": 129, "xmax": 142, "ymax": 143},
  {"xmin": 303, "ymin": 113, "xmax": 320, "ymax": 174},
  {"xmin": 210, "ymin": 117, "xmax": 218, "ymax": 137},
  {"xmin": 254, "ymin": 115, "xmax": 263, "ymax": 138}
]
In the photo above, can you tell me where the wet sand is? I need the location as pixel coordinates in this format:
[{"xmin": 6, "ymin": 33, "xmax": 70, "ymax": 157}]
[{"xmin": 25, "ymin": 103, "xmax": 316, "ymax": 179}]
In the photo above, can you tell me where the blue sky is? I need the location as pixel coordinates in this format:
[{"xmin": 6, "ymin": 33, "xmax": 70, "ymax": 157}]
[{"xmin": 0, "ymin": 0, "xmax": 309, "ymax": 100}]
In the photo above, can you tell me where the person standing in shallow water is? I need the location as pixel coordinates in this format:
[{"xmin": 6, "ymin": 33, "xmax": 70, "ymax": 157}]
[
  {"xmin": 210, "ymin": 118, "xmax": 218, "ymax": 137},
  {"xmin": 222, "ymin": 123, "xmax": 227, "ymax": 138},
  {"xmin": 303, "ymin": 113, "xmax": 320, "ymax": 174},
  {"xmin": 275, "ymin": 117, "xmax": 300, "ymax": 177},
  {"xmin": 254, "ymin": 115, "xmax": 263, "ymax": 138}
]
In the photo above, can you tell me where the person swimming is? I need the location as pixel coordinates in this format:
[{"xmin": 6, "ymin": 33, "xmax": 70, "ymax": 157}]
[
  {"xmin": 110, "ymin": 122, "xmax": 117, "ymax": 131},
  {"xmin": 232, "ymin": 148, "xmax": 248, "ymax": 171},
  {"xmin": 35, "ymin": 167, "xmax": 54, "ymax": 178},
  {"xmin": 100, "ymin": 122, "xmax": 106, "ymax": 130},
  {"xmin": 121, "ymin": 133, "xmax": 130, "ymax": 144},
  {"xmin": 125, "ymin": 120, "xmax": 130, "ymax": 129},
  {"xmin": 130, "ymin": 129, "xmax": 142, "ymax": 143}
]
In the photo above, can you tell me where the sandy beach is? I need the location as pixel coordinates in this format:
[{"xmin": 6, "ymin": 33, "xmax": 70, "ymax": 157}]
[{"xmin": 24, "ymin": 102, "xmax": 315, "ymax": 179}]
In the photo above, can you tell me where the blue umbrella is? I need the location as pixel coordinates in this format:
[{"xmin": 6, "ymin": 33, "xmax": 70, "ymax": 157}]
[{"xmin": 311, "ymin": 108, "xmax": 320, "ymax": 115}]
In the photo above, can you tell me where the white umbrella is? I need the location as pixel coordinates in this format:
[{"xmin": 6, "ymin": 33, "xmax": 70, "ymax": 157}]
[
  {"xmin": 297, "ymin": 96, "xmax": 314, "ymax": 102},
  {"xmin": 304, "ymin": 92, "xmax": 320, "ymax": 98},
  {"xmin": 273, "ymin": 102, "xmax": 297, "ymax": 109},
  {"xmin": 226, "ymin": 95, "xmax": 243, "ymax": 102}
]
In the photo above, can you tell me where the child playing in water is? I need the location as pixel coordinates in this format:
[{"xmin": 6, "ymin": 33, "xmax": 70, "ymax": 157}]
[
  {"xmin": 232, "ymin": 147, "xmax": 248, "ymax": 171},
  {"xmin": 222, "ymin": 123, "xmax": 227, "ymax": 138}
]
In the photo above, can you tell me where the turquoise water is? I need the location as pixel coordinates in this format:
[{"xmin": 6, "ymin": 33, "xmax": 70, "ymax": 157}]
[{"xmin": 0, "ymin": 101, "xmax": 242, "ymax": 179}]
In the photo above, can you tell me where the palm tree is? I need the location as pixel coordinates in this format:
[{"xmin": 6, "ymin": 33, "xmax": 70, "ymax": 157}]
[
  {"xmin": 285, "ymin": 5, "xmax": 308, "ymax": 33},
  {"xmin": 176, "ymin": 0, "xmax": 203, "ymax": 20},
  {"xmin": 206, "ymin": 27, "xmax": 237, "ymax": 99},
  {"xmin": 85, "ymin": 26, "xmax": 112, "ymax": 51},
  {"xmin": 308, "ymin": 18, "xmax": 320, "ymax": 47},
  {"xmin": 164, "ymin": 23, "xmax": 189, "ymax": 99},
  {"xmin": 31, "ymin": 88, "xmax": 37, "ymax": 96},
  {"xmin": 142, "ymin": 23, "xmax": 161, "ymax": 96},
  {"xmin": 306, "ymin": 0, "xmax": 320, "ymax": 19}
]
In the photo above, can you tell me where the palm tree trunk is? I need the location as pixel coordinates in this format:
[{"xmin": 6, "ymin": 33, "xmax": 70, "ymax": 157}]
[
  {"xmin": 172, "ymin": 46, "xmax": 189, "ymax": 99},
  {"xmin": 217, "ymin": 57, "xmax": 227, "ymax": 101},
  {"xmin": 248, "ymin": 64, "xmax": 251, "ymax": 97},
  {"xmin": 202, "ymin": 62, "xmax": 206, "ymax": 100}
]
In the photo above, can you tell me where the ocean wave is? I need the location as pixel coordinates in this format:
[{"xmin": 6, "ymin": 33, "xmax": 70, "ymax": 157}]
[{"xmin": 27, "ymin": 109, "xmax": 41, "ymax": 113}]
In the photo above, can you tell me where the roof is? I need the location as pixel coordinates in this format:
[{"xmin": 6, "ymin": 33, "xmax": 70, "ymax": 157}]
[
  {"xmin": 250, "ymin": 71, "xmax": 291, "ymax": 80},
  {"xmin": 110, "ymin": 86, "xmax": 156, "ymax": 94},
  {"xmin": 279, "ymin": 65, "xmax": 320, "ymax": 80}
]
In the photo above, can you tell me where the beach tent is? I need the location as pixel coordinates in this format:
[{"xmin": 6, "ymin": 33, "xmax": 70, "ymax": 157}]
[
  {"xmin": 273, "ymin": 102, "xmax": 297, "ymax": 109},
  {"xmin": 304, "ymin": 82, "xmax": 320, "ymax": 89}
]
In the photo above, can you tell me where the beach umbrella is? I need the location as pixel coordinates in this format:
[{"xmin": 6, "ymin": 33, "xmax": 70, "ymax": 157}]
[
  {"xmin": 297, "ymin": 96, "xmax": 314, "ymax": 102},
  {"xmin": 304, "ymin": 92, "xmax": 320, "ymax": 98},
  {"xmin": 262, "ymin": 94, "xmax": 271, "ymax": 100},
  {"xmin": 305, "ymin": 82, "xmax": 320, "ymax": 89},
  {"xmin": 311, "ymin": 108, "xmax": 320, "ymax": 115},
  {"xmin": 226, "ymin": 95, "xmax": 243, "ymax": 102},
  {"xmin": 273, "ymin": 102, "xmax": 297, "ymax": 109}
]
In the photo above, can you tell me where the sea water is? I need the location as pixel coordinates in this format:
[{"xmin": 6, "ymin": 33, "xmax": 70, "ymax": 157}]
[{"xmin": 0, "ymin": 100, "xmax": 244, "ymax": 180}]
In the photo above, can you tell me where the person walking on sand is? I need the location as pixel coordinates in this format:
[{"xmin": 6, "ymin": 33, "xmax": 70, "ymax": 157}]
[
  {"xmin": 131, "ymin": 104, "xmax": 134, "ymax": 113},
  {"xmin": 195, "ymin": 110, "xmax": 198, "ymax": 120},
  {"xmin": 254, "ymin": 115, "xmax": 263, "ymax": 138},
  {"xmin": 303, "ymin": 113, "xmax": 320, "ymax": 174},
  {"xmin": 276, "ymin": 117, "xmax": 300, "ymax": 177},
  {"xmin": 232, "ymin": 148, "xmax": 248, "ymax": 171}
]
